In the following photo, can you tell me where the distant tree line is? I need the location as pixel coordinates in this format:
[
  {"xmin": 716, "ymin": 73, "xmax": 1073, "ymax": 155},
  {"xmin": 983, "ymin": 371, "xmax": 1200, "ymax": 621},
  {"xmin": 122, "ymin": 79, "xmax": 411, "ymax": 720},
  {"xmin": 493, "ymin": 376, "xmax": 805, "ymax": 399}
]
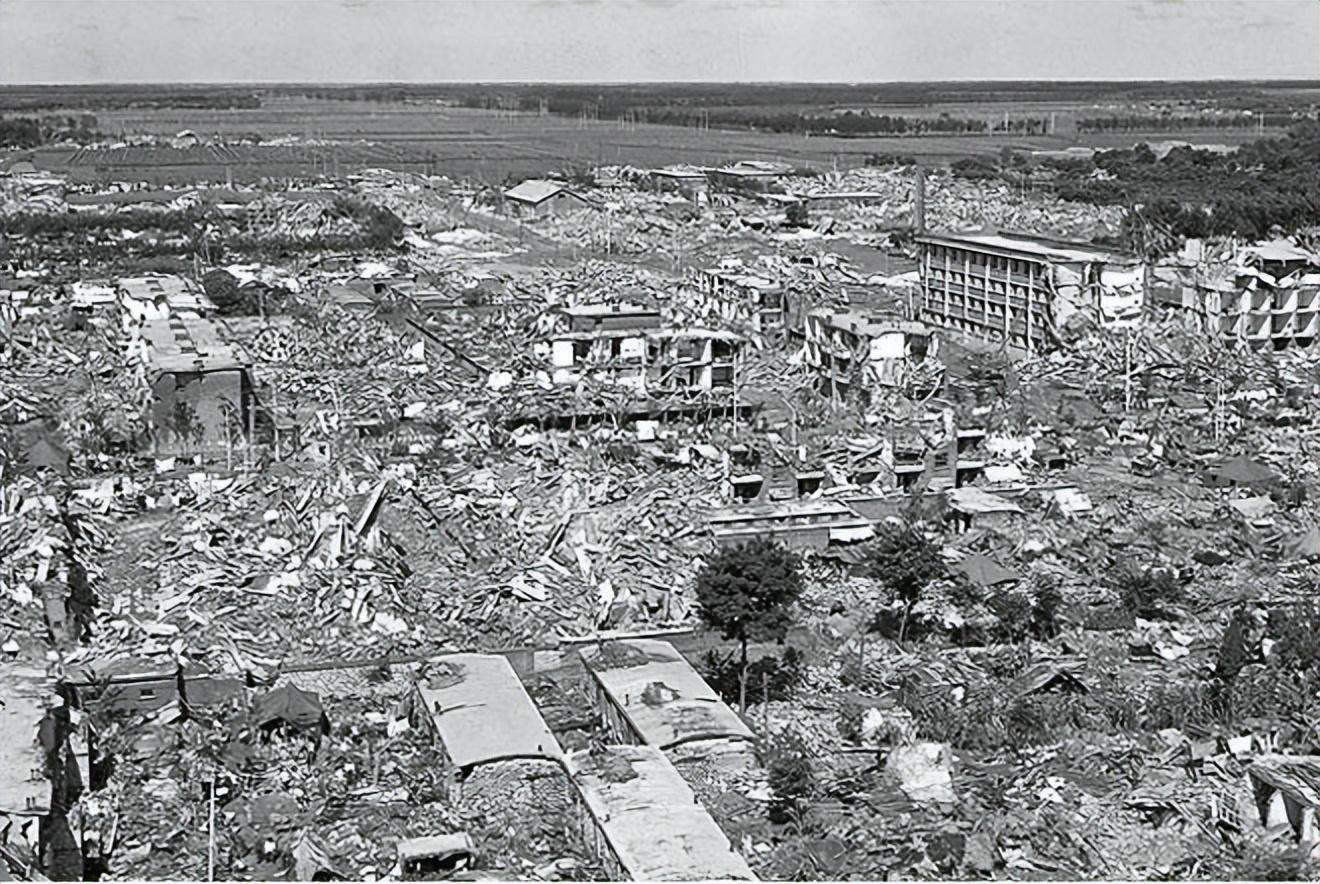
[
  {"xmin": 983, "ymin": 122, "xmax": 1320, "ymax": 254},
  {"xmin": 0, "ymin": 114, "xmax": 99, "ymax": 148},
  {"xmin": 1077, "ymin": 112, "xmax": 1309, "ymax": 133},
  {"xmin": 0, "ymin": 197, "xmax": 402, "ymax": 263},
  {"xmin": 0, "ymin": 93, "xmax": 258, "ymax": 112}
]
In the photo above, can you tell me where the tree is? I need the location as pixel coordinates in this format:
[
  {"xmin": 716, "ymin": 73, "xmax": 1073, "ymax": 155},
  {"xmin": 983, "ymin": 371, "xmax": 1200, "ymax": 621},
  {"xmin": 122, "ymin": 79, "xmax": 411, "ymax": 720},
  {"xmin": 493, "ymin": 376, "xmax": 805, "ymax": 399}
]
[
  {"xmin": 864, "ymin": 522, "xmax": 946, "ymax": 643},
  {"xmin": 784, "ymin": 200, "xmax": 810, "ymax": 228},
  {"xmin": 695, "ymin": 539, "xmax": 804, "ymax": 713}
]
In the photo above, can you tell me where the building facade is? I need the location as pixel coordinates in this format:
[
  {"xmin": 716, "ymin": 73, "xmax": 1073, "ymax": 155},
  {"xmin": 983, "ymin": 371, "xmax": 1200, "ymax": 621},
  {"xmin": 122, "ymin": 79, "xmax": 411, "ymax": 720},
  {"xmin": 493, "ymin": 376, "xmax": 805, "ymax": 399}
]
[{"xmin": 916, "ymin": 231, "xmax": 1145, "ymax": 351}]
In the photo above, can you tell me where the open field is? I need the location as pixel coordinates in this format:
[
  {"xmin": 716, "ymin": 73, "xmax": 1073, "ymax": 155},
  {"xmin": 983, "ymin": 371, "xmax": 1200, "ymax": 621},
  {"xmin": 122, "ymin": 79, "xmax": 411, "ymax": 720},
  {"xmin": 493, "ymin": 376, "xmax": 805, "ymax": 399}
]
[{"xmin": 14, "ymin": 97, "xmax": 1281, "ymax": 185}]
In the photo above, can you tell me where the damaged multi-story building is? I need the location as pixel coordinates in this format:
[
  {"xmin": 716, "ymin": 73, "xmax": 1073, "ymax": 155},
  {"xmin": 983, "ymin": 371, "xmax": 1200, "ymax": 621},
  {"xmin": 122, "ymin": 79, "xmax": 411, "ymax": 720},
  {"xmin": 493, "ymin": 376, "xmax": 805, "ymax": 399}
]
[
  {"xmin": 1152, "ymin": 238, "xmax": 1320, "ymax": 351},
  {"xmin": 691, "ymin": 262, "xmax": 785, "ymax": 336},
  {"xmin": 801, "ymin": 308, "xmax": 943, "ymax": 399},
  {"xmin": 539, "ymin": 303, "xmax": 744, "ymax": 396},
  {"xmin": 916, "ymin": 229, "xmax": 1146, "ymax": 351}
]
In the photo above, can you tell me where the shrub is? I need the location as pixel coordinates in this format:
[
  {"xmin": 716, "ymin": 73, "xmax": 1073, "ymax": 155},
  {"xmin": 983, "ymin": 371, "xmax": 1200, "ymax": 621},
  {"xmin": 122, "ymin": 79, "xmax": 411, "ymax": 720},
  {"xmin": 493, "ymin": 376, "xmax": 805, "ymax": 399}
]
[
  {"xmin": 1110, "ymin": 562, "xmax": 1184, "ymax": 620},
  {"xmin": 1269, "ymin": 603, "xmax": 1320, "ymax": 677},
  {"xmin": 701, "ymin": 646, "xmax": 805, "ymax": 705},
  {"xmin": 763, "ymin": 732, "xmax": 815, "ymax": 824},
  {"xmin": 1213, "ymin": 605, "xmax": 1257, "ymax": 685},
  {"xmin": 835, "ymin": 699, "xmax": 866, "ymax": 744}
]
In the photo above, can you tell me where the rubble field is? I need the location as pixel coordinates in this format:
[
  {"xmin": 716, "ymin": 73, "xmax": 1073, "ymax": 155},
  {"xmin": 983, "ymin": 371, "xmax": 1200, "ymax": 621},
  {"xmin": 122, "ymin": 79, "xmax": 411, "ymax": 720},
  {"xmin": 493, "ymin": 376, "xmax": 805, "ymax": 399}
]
[{"xmin": 3, "ymin": 155, "xmax": 1320, "ymax": 883}]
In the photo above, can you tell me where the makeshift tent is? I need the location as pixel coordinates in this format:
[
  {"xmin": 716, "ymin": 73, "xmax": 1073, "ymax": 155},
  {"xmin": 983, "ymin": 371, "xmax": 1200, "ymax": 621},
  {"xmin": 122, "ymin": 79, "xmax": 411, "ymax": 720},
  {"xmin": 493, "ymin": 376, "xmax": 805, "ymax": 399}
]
[
  {"xmin": 1283, "ymin": 527, "xmax": 1320, "ymax": 561},
  {"xmin": 20, "ymin": 436, "xmax": 70, "ymax": 476},
  {"xmin": 1009, "ymin": 660, "xmax": 1088, "ymax": 697},
  {"xmin": 950, "ymin": 554, "xmax": 1020, "ymax": 588},
  {"xmin": 253, "ymin": 684, "xmax": 329, "ymax": 734},
  {"xmin": 1204, "ymin": 455, "xmax": 1279, "ymax": 489}
]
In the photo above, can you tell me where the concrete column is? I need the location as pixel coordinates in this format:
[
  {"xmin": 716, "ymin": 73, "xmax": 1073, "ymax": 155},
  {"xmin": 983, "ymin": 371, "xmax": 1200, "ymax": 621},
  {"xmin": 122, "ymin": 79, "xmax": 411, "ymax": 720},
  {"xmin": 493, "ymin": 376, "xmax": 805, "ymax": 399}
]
[
  {"xmin": 1266, "ymin": 789, "xmax": 1290, "ymax": 830},
  {"xmin": 1298, "ymin": 805, "xmax": 1316, "ymax": 847}
]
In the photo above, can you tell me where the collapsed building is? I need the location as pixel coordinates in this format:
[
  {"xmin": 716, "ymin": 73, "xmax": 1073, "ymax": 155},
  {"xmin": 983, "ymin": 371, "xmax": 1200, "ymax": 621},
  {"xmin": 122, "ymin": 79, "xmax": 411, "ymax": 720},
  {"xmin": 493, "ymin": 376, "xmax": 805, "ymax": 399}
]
[{"xmin": 916, "ymin": 230, "xmax": 1146, "ymax": 351}]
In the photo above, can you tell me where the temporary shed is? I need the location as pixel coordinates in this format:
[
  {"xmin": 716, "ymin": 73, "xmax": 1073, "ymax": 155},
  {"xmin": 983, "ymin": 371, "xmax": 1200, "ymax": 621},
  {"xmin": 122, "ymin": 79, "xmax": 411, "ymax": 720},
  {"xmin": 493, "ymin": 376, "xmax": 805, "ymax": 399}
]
[
  {"xmin": 253, "ymin": 684, "xmax": 329, "ymax": 735},
  {"xmin": 1204, "ymin": 455, "xmax": 1280, "ymax": 489},
  {"xmin": 502, "ymin": 179, "xmax": 591, "ymax": 218},
  {"xmin": 578, "ymin": 639, "xmax": 752, "ymax": 750}
]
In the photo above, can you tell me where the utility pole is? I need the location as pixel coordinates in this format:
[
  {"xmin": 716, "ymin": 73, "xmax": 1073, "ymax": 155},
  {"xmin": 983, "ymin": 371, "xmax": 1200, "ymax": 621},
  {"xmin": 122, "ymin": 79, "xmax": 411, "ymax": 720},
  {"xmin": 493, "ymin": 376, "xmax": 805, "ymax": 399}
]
[
  {"xmin": 207, "ymin": 775, "xmax": 216, "ymax": 882},
  {"xmin": 1124, "ymin": 328, "xmax": 1133, "ymax": 413}
]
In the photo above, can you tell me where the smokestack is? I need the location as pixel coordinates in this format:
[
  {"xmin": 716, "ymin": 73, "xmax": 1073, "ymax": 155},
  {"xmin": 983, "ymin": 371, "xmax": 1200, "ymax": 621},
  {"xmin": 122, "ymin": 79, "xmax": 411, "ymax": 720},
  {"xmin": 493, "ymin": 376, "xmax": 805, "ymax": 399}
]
[{"xmin": 914, "ymin": 166, "xmax": 926, "ymax": 235}]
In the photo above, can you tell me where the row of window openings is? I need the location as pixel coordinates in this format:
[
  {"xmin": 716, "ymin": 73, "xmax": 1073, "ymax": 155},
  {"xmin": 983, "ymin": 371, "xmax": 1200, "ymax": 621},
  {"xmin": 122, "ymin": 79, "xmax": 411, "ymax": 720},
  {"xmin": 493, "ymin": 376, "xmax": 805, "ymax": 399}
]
[{"xmin": 929, "ymin": 253, "xmax": 1042, "ymax": 275}]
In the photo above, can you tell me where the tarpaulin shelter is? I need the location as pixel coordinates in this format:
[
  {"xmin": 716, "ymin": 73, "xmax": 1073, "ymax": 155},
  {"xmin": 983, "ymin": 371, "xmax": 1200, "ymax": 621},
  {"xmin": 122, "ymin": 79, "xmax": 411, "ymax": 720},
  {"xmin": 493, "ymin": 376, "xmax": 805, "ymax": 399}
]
[
  {"xmin": 253, "ymin": 684, "xmax": 329, "ymax": 735},
  {"xmin": 18, "ymin": 433, "xmax": 70, "ymax": 477},
  {"xmin": 1203, "ymin": 454, "xmax": 1280, "ymax": 489},
  {"xmin": 1283, "ymin": 527, "xmax": 1320, "ymax": 561},
  {"xmin": 949, "ymin": 554, "xmax": 1020, "ymax": 589}
]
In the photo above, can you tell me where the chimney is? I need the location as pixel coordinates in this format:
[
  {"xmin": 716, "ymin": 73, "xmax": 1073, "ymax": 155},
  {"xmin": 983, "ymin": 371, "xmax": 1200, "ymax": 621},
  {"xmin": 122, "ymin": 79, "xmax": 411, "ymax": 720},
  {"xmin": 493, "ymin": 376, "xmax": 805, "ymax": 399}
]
[{"xmin": 914, "ymin": 167, "xmax": 926, "ymax": 235}]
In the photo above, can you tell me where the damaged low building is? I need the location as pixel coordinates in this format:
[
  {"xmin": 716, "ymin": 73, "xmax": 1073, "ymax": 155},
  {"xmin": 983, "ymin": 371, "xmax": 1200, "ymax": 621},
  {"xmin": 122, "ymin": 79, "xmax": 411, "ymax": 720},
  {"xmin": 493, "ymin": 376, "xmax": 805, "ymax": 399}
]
[
  {"xmin": 409, "ymin": 654, "xmax": 571, "ymax": 820},
  {"xmin": 140, "ymin": 314, "xmax": 255, "ymax": 453},
  {"xmin": 578, "ymin": 639, "xmax": 754, "ymax": 752},
  {"xmin": 567, "ymin": 744, "xmax": 757, "ymax": 881},
  {"xmin": 503, "ymin": 179, "xmax": 592, "ymax": 218},
  {"xmin": 916, "ymin": 229, "xmax": 1146, "ymax": 351}
]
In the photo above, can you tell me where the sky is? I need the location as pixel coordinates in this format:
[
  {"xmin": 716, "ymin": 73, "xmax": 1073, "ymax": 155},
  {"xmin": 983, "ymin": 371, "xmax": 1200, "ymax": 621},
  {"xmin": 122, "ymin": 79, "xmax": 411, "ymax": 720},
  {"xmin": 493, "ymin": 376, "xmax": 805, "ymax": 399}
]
[{"xmin": 1, "ymin": 0, "xmax": 1317, "ymax": 85}]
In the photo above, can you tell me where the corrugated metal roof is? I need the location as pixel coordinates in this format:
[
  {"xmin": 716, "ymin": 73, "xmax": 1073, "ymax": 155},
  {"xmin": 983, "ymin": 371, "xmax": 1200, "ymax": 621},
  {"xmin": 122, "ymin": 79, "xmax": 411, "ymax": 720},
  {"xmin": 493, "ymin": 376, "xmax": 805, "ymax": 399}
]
[
  {"xmin": 569, "ymin": 745, "xmax": 756, "ymax": 881},
  {"xmin": 142, "ymin": 316, "xmax": 249, "ymax": 374},
  {"xmin": 578, "ymin": 639, "xmax": 752, "ymax": 750},
  {"xmin": 414, "ymin": 654, "xmax": 563, "ymax": 771}
]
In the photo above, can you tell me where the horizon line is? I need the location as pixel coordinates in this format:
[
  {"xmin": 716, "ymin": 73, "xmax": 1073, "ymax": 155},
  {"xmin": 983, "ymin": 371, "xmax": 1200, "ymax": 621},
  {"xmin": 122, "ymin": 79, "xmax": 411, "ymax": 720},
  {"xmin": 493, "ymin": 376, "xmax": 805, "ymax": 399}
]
[{"xmin": 4, "ymin": 77, "xmax": 1320, "ymax": 89}]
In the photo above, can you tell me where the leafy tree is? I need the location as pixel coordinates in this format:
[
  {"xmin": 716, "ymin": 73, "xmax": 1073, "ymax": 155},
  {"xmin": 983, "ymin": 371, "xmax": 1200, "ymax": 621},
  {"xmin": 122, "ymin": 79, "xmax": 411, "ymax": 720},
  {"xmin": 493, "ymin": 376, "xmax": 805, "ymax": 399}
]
[
  {"xmin": 202, "ymin": 269, "xmax": 250, "ymax": 316},
  {"xmin": 695, "ymin": 539, "xmax": 804, "ymax": 713},
  {"xmin": 864, "ymin": 522, "xmax": 946, "ymax": 643}
]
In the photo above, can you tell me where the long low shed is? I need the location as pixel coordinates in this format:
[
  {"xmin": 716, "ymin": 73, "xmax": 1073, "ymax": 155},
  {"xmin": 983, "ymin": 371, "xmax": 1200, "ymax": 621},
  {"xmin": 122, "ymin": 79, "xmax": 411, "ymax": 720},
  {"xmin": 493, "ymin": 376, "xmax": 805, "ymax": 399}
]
[
  {"xmin": 578, "ymin": 639, "xmax": 753, "ymax": 750},
  {"xmin": 412, "ymin": 653, "xmax": 564, "ymax": 779},
  {"xmin": 568, "ymin": 745, "xmax": 757, "ymax": 881}
]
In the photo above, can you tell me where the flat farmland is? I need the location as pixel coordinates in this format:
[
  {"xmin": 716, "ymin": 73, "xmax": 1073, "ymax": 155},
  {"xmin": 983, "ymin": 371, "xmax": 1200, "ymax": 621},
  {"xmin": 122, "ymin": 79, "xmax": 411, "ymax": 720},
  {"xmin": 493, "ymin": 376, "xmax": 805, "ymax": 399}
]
[{"xmin": 27, "ymin": 96, "xmax": 1277, "ymax": 185}]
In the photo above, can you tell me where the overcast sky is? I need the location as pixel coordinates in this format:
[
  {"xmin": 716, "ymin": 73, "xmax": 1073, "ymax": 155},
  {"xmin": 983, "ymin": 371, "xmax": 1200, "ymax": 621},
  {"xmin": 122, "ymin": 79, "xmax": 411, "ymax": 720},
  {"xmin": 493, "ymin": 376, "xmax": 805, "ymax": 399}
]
[{"xmin": 1, "ymin": 0, "xmax": 1317, "ymax": 84}]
